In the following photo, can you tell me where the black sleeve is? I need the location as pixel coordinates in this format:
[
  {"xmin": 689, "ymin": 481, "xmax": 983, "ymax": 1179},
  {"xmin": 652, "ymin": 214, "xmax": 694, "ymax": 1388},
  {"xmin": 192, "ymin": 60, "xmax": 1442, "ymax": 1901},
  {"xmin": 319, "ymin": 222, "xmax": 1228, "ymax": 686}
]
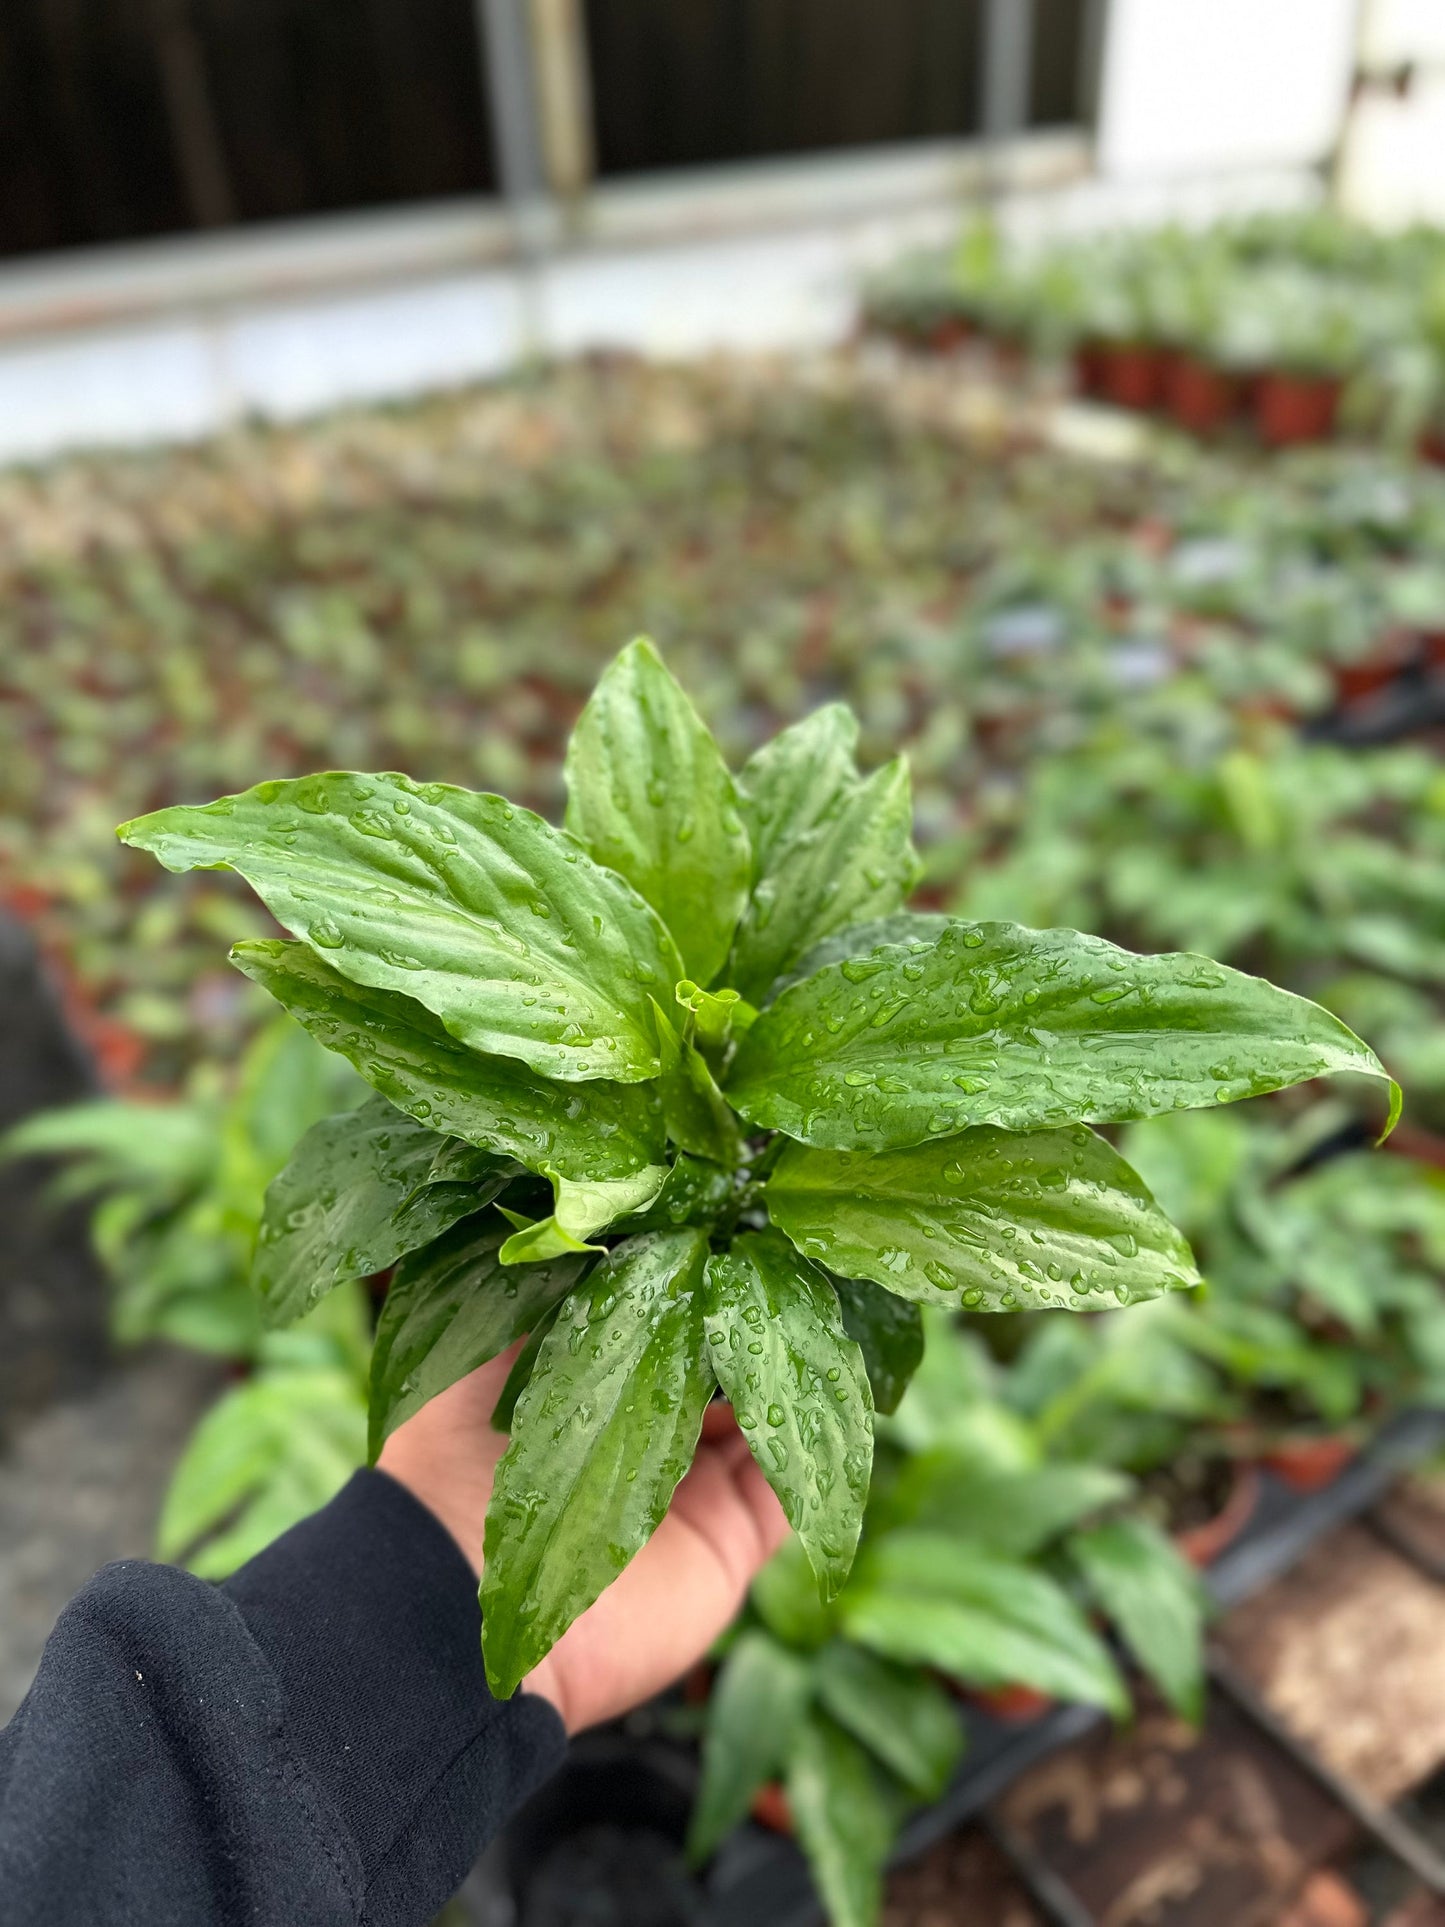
[{"xmin": 0, "ymin": 1468, "xmax": 567, "ymax": 1927}]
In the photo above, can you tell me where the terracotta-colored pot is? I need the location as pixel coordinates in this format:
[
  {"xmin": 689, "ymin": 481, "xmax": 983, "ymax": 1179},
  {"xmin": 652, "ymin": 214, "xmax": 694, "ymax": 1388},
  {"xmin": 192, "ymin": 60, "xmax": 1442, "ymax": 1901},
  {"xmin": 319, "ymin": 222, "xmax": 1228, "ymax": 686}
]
[
  {"xmin": 1174, "ymin": 1462, "xmax": 1261, "ymax": 1569},
  {"xmin": 750, "ymin": 1783, "xmax": 794, "ymax": 1834},
  {"xmin": 1254, "ymin": 371, "xmax": 1341, "ymax": 447},
  {"xmin": 930, "ymin": 317, "xmax": 973, "ymax": 354},
  {"xmin": 1167, "ymin": 354, "xmax": 1241, "ymax": 434},
  {"xmin": 1099, "ymin": 343, "xmax": 1170, "ymax": 412},
  {"xmin": 1385, "ymin": 1119, "xmax": 1445, "ymax": 1171},
  {"xmin": 1073, "ymin": 341, "xmax": 1109, "ymax": 398},
  {"xmin": 1332, "ymin": 629, "xmax": 1419, "ymax": 707},
  {"xmin": 968, "ymin": 1683, "xmax": 1054, "ymax": 1723},
  {"xmin": 1418, "ymin": 429, "xmax": 1445, "ymax": 466},
  {"xmin": 1264, "ymin": 1435, "xmax": 1356, "ymax": 1494}
]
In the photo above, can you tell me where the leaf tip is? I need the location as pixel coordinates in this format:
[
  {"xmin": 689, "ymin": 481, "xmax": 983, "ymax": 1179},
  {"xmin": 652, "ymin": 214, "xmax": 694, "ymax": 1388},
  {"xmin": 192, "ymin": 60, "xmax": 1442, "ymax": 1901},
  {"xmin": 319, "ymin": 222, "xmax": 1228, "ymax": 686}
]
[{"xmin": 1377, "ymin": 1076, "xmax": 1404, "ymax": 1146}]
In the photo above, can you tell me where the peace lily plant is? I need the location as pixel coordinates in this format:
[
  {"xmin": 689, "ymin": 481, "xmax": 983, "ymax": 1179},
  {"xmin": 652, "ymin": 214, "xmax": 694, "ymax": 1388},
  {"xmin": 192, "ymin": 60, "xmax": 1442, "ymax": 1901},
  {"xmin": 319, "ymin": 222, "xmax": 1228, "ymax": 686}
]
[{"xmin": 118, "ymin": 640, "xmax": 1398, "ymax": 1698}]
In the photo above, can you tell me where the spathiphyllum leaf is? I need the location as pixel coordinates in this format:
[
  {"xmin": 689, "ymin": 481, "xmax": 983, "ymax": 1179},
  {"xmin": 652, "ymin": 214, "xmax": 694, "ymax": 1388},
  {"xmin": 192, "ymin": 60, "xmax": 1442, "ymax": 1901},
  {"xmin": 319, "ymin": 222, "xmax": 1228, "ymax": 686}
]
[
  {"xmin": 1069, "ymin": 1516, "xmax": 1207, "ymax": 1724},
  {"xmin": 813, "ymin": 1642, "xmax": 963, "ymax": 1801},
  {"xmin": 481, "ymin": 1228, "xmax": 713, "ymax": 1696},
  {"xmin": 652, "ymin": 1000, "xmax": 741, "ymax": 1165},
  {"xmin": 254, "ymin": 1094, "xmax": 513, "ymax": 1327},
  {"xmin": 232, "ymin": 942, "xmax": 666, "ymax": 1183},
  {"xmin": 727, "ymin": 707, "xmax": 922, "ymax": 1004},
  {"xmin": 842, "ymin": 1533, "xmax": 1127, "ymax": 1716},
  {"xmin": 785, "ymin": 1712, "xmax": 906, "ymax": 1927},
  {"xmin": 368, "ymin": 1215, "xmax": 589, "ymax": 1458},
  {"xmin": 766, "ymin": 1125, "xmax": 1200, "ymax": 1312},
  {"xmin": 704, "ymin": 1232, "xmax": 874, "ymax": 1596},
  {"xmin": 497, "ymin": 1166, "xmax": 668, "ymax": 1264},
  {"xmin": 676, "ymin": 979, "xmax": 755, "ymax": 1054},
  {"xmin": 729, "ymin": 920, "xmax": 1399, "ymax": 1149},
  {"xmin": 770, "ymin": 912, "xmax": 953, "ymax": 1003},
  {"xmin": 120, "ymin": 771, "xmax": 683, "ymax": 1083},
  {"xmin": 831, "ymin": 1276, "xmax": 925, "ymax": 1416},
  {"xmin": 687, "ymin": 1630, "xmax": 812, "ymax": 1863},
  {"xmin": 564, "ymin": 638, "xmax": 751, "ymax": 985},
  {"xmin": 614, "ymin": 1152, "xmax": 734, "ymax": 1233}
]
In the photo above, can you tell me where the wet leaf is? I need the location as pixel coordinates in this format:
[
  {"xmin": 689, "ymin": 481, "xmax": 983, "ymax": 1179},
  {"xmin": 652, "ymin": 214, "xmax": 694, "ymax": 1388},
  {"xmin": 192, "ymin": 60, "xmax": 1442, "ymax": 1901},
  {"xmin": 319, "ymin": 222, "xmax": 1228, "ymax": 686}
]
[
  {"xmin": 120, "ymin": 770, "xmax": 683, "ymax": 1083},
  {"xmin": 727, "ymin": 707, "xmax": 921, "ymax": 1004},
  {"xmin": 704, "ymin": 1231, "xmax": 873, "ymax": 1596},
  {"xmin": 831, "ymin": 1276, "xmax": 925, "ymax": 1416},
  {"xmin": 255, "ymin": 1094, "xmax": 514, "ymax": 1327},
  {"xmin": 786, "ymin": 1712, "xmax": 907, "ymax": 1927},
  {"xmin": 766, "ymin": 1124, "xmax": 1201, "ymax": 1312},
  {"xmin": 368, "ymin": 1215, "xmax": 589, "ymax": 1458},
  {"xmin": 729, "ymin": 921, "xmax": 1399, "ymax": 1150},
  {"xmin": 481, "ymin": 1228, "xmax": 713, "ymax": 1695},
  {"xmin": 565, "ymin": 637, "xmax": 750, "ymax": 985},
  {"xmin": 232, "ymin": 941, "xmax": 666, "ymax": 1183}
]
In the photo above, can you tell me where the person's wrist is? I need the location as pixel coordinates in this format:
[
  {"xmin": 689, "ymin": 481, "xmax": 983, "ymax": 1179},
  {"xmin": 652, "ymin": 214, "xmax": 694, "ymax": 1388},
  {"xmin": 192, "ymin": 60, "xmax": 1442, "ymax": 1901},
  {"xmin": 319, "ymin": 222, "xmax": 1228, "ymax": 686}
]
[{"xmin": 376, "ymin": 1442, "xmax": 489, "ymax": 1580}]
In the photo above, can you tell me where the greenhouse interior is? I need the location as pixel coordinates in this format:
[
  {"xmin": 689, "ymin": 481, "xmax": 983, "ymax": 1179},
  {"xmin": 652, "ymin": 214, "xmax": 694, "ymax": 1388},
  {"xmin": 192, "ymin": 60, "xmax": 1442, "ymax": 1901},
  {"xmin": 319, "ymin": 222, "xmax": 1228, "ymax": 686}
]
[{"xmin": 6, "ymin": 4, "xmax": 1445, "ymax": 1925}]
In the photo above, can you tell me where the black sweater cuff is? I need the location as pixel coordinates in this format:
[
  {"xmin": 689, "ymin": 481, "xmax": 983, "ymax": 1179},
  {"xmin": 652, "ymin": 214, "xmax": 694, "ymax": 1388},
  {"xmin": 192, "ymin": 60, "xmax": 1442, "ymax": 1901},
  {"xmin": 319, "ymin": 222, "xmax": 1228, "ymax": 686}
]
[{"xmin": 223, "ymin": 1468, "xmax": 566, "ymax": 1921}]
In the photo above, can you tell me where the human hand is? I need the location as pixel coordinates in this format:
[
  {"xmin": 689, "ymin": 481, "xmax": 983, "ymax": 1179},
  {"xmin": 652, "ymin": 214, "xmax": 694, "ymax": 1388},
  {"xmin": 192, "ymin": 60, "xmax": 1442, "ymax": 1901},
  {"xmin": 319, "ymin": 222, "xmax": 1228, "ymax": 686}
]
[{"xmin": 378, "ymin": 1343, "xmax": 790, "ymax": 1735}]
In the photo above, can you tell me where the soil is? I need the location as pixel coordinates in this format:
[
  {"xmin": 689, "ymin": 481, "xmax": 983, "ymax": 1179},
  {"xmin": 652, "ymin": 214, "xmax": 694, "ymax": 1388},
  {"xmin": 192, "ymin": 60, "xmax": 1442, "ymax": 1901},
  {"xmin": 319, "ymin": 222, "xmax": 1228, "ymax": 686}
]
[
  {"xmin": 1214, "ymin": 1524, "xmax": 1445, "ymax": 1804},
  {"xmin": 883, "ymin": 1827, "xmax": 1041, "ymax": 1925},
  {"xmin": 1141, "ymin": 1449, "xmax": 1243, "ymax": 1536}
]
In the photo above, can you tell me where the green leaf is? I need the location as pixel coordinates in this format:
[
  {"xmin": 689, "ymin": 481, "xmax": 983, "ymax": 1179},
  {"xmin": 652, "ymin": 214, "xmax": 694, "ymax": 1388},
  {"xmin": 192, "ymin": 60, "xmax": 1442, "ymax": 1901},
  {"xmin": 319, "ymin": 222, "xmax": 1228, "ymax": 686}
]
[
  {"xmin": 786, "ymin": 1712, "xmax": 906, "ymax": 1927},
  {"xmin": 613, "ymin": 1152, "xmax": 735, "ymax": 1233},
  {"xmin": 120, "ymin": 771, "xmax": 683, "ymax": 1084},
  {"xmin": 232, "ymin": 941, "xmax": 666, "ymax": 1184},
  {"xmin": 842, "ymin": 1532, "xmax": 1128, "ymax": 1716},
  {"xmin": 564, "ymin": 638, "xmax": 751, "ymax": 985},
  {"xmin": 729, "ymin": 921, "xmax": 1399, "ymax": 1150},
  {"xmin": 652, "ymin": 998, "xmax": 741, "ymax": 1165},
  {"xmin": 497, "ymin": 1166, "xmax": 668, "ymax": 1264},
  {"xmin": 481, "ymin": 1228, "xmax": 713, "ymax": 1695},
  {"xmin": 157, "ymin": 1363, "xmax": 366, "ymax": 1579},
  {"xmin": 703, "ymin": 1232, "xmax": 874, "ymax": 1596},
  {"xmin": 769, "ymin": 912, "xmax": 953, "ymax": 1003},
  {"xmin": 767, "ymin": 1125, "xmax": 1201, "ymax": 1313},
  {"xmin": 489, "ymin": 1302, "xmax": 562, "ymax": 1434},
  {"xmin": 751, "ymin": 1534, "xmax": 838, "ymax": 1651},
  {"xmin": 687, "ymin": 1630, "xmax": 813, "ymax": 1862},
  {"xmin": 1069, "ymin": 1516, "xmax": 1208, "ymax": 1723},
  {"xmin": 831, "ymin": 1276, "xmax": 924, "ymax": 1416},
  {"xmin": 676, "ymin": 979, "xmax": 755, "ymax": 1053},
  {"xmin": 728, "ymin": 707, "xmax": 921, "ymax": 1005},
  {"xmin": 368, "ymin": 1215, "xmax": 590, "ymax": 1458},
  {"xmin": 814, "ymin": 1642, "xmax": 963, "ymax": 1800},
  {"xmin": 888, "ymin": 1456, "xmax": 1133, "ymax": 1556},
  {"xmin": 254, "ymin": 1094, "xmax": 514, "ymax": 1327}
]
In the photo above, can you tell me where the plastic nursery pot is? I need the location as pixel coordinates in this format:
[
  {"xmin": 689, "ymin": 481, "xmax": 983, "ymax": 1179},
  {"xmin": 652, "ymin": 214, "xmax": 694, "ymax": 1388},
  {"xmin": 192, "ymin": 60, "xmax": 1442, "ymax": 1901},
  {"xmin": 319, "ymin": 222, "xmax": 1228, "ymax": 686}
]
[
  {"xmin": 750, "ymin": 1782, "xmax": 795, "ymax": 1835},
  {"xmin": 1173, "ymin": 1461, "xmax": 1262, "ymax": 1569},
  {"xmin": 1417, "ymin": 429, "xmax": 1445, "ymax": 467},
  {"xmin": 1384, "ymin": 1119, "xmax": 1445, "ymax": 1172},
  {"xmin": 1166, "ymin": 354, "xmax": 1241, "ymax": 435},
  {"xmin": 502, "ymin": 1740, "xmax": 706, "ymax": 1923},
  {"xmin": 1254, "ymin": 370, "xmax": 1342, "ymax": 448},
  {"xmin": 1099, "ymin": 342, "xmax": 1170, "ymax": 412},
  {"xmin": 1262, "ymin": 1435, "xmax": 1357, "ymax": 1494}
]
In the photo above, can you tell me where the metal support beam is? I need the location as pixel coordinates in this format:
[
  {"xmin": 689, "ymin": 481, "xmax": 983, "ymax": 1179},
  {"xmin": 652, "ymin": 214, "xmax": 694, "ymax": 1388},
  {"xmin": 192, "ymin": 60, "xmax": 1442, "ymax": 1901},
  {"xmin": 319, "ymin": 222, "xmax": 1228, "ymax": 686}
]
[
  {"xmin": 980, "ymin": 0, "xmax": 1036, "ymax": 146},
  {"xmin": 476, "ymin": 0, "xmax": 550, "ymax": 253}
]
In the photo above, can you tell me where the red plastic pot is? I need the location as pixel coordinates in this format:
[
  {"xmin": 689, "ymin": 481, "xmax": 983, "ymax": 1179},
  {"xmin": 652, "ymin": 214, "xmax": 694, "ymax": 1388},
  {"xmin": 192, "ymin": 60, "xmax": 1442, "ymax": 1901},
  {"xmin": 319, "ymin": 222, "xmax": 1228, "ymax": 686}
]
[
  {"xmin": 750, "ymin": 1783, "xmax": 794, "ymax": 1835},
  {"xmin": 1331, "ymin": 629, "xmax": 1419, "ymax": 708},
  {"xmin": 1254, "ymin": 371, "xmax": 1341, "ymax": 447},
  {"xmin": 1263, "ymin": 1435, "xmax": 1356, "ymax": 1494},
  {"xmin": 1166, "ymin": 354, "xmax": 1241, "ymax": 435},
  {"xmin": 1099, "ymin": 343, "xmax": 1170, "ymax": 412},
  {"xmin": 1418, "ymin": 429, "xmax": 1445, "ymax": 466},
  {"xmin": 1385, "ymin": 1119, "xmax": 1445, "ymax": 1171},
  {"xmin": 1173, "ymin": 1462, "xmax": 1261, "ymax": 1569}
]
